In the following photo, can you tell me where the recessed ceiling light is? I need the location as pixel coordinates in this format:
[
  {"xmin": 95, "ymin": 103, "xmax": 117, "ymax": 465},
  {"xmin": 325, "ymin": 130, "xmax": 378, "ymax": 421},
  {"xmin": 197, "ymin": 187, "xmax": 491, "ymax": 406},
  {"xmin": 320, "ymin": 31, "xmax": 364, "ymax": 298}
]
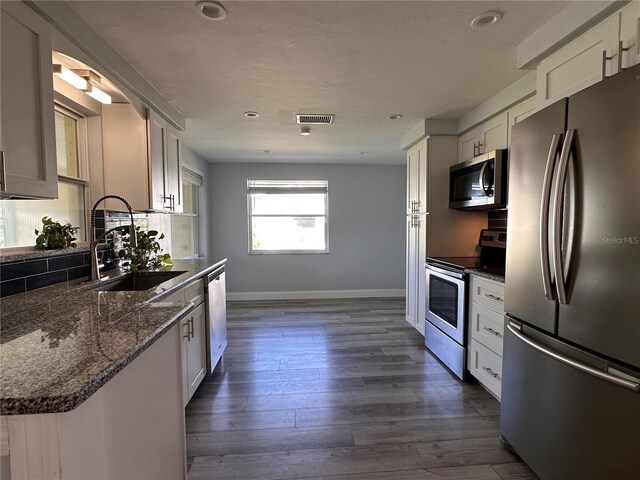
[
  {"xmin": 262, "ymin": 149, "xmax": 271, "ymax": 154},
  {"xmin": 300, "ymin": 127, "xmax": 311, "ymax": 136},
  {"xmin": 360, "ymin": 152, "xmax": 369, "ymax": 155},
  {"xmin": 388, "ymin": 114, "xmax": 403, "ymax": 120},
  {"xmin": 244, "ymin": 111, "xmax": 260, "ymax": 118},
  {"xmin": 471, "ymin": 11, "xmax": 502, "ymax": 29},
  {"xmin": 197, "ymin": 1, "xmax": 227, "ymax": 21}
]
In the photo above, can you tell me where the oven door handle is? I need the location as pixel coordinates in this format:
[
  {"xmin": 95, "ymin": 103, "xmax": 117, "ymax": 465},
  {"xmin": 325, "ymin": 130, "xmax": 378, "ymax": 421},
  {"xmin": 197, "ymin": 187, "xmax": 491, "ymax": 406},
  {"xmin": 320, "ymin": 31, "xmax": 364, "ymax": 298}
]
[{"xmin": 426, "ymin": 264, "xmax": 465, "ymax": 280}]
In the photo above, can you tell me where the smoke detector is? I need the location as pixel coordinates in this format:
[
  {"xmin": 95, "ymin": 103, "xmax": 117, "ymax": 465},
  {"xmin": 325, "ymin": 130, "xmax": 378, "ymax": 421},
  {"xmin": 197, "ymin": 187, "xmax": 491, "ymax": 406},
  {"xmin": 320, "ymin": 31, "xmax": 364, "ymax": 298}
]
[{"xmin": 296, "ymin": 114, "xmax": 335, "ymax": 125}]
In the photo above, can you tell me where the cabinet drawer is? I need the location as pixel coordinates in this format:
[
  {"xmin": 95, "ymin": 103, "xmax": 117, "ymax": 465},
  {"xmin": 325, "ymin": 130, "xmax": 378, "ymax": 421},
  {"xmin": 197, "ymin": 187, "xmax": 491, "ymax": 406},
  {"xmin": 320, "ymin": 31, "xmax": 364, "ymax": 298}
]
[
  {"xmin": 471, "ymin": 276, "xmax": 505, "ymax": 312},
  {"xmin": 184, "ymin": 279, "xmax": 205, "ymax": 306},
  {"xmin": 469, "ymin": 302, "xmax": 505, "ymax": 356},
  {"xmin": 469, "ymin": 339, "xmax": 502, "ymax": 400},
  {"xmin": 163, "ymin": 289, "xmax": 184, "ymax": 304}
]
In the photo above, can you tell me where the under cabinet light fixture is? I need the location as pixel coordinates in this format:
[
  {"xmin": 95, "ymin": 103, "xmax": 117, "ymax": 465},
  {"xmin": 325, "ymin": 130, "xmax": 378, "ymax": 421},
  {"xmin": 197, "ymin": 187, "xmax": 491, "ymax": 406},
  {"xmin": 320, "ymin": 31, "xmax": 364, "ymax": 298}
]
[
  {"xmin": 85, "ymin": 84, "xmax": 112, "ymax": 104},
  {"xmin": 53, "ymin": 64, "xmax": 88, "ymax": 90},
  {"xmin": 52, "ymin": 65, "xmax": 112, "ymax": 104}
]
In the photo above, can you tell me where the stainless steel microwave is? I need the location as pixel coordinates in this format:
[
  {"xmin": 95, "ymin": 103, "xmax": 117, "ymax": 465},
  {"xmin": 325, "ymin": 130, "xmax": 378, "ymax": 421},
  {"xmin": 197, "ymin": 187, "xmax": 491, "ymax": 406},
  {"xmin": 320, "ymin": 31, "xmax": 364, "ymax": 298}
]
[{"xmin": 449, "ymin": 149, "xmax": 507, "ymax": 210}]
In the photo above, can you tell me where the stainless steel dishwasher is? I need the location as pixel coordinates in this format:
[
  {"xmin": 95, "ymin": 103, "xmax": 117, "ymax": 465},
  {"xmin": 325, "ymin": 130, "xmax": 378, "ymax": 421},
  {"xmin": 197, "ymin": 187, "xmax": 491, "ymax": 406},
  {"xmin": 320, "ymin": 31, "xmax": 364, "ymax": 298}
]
[{"xmin": 205, "ymin": 265, "xmax": 227, "ymax": 373}]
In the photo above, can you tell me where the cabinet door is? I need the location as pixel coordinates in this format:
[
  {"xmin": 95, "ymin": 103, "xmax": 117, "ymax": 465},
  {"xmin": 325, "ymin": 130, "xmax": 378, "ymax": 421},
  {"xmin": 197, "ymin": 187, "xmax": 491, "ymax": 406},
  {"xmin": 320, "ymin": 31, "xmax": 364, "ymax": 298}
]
[
  {"xmin": 165, "ymin": 126, "xmax": 182, "ymax": 213},
  {"xmin": 405, "ymin": 215, "xmax": 418, "ymax": 328},
  {"xmin": 479, "ymin": 112, "xmax": 508, "ymax": 154},
  {"xmin": 457, "ymin": 127, "xmax": 480, "ymax": 162},
  {"xmin": 102, "ymin": 104, "xmax": 150, "ymax": 211},
  {"xmin": 507, "ymin": 96, "xmax": 537, "ymax": 147},
  {"xmin": 147, "ymin": 109, "xmax": 167, "ymax": 211},
  {"xmin": 0, "ymin": 3, "xmax": 57, "ymax": 199},
  {"xmin": 406, "ymin": 143, "xmax": 419, "ymax": 214},
  {"xmin": 536, "ymin": 14, "xmax": 619, "ymax": 109},
  {"xmin": 415, "ymin": 139, "xmax": 427, "ymax": 214},
  {"xmin": 415, "ymin": 216, "xmax": 427, "ymax": 336},
  {"xmin": 620, "ymin": 1, "xmax": 640, "ymax": 69},
  {"xmin": 187, "ymin": 303, "xmax": 207, "ymax": 401}
]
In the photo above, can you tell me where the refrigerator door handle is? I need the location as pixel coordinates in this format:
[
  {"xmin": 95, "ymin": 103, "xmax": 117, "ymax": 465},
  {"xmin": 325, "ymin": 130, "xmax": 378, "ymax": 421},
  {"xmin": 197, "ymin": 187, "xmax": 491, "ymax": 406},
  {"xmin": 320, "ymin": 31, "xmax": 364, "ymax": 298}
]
[
  {"xmin": 540, "ymin": 133, "xmax": 562, "ymax": 300},
  {"xmin": 551, "ymin": 129, "xmax": 575, "ymax": 304},
  {"xmin": 507, "ymin": 323, "xmax": 640, "ymax": 392}
]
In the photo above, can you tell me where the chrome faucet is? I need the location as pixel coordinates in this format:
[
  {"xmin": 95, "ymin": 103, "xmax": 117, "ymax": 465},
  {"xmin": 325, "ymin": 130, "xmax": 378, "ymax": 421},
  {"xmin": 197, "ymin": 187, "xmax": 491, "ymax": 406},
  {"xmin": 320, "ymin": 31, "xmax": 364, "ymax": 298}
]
[{"xmin": 89, "ymin": 195, "xmax": 138, "ymax": 281}]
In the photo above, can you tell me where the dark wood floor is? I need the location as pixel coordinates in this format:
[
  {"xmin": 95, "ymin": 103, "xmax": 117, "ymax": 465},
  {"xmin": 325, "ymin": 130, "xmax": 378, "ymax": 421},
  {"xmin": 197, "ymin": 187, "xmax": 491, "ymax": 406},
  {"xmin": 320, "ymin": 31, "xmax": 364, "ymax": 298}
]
[{"xmin": 186, "ymin": 298, "xmax": 536, "ymax": 480}]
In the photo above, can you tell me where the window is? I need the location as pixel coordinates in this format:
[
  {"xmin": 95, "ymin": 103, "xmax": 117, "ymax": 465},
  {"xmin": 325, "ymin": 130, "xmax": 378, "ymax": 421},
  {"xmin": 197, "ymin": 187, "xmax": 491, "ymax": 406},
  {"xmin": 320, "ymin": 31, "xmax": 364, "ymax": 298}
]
[
  {"xmin": 171, "ymin": 168, "xmax": 202, "ymax": 259},
  {"xmin": 0, "ymin": 105, "xmax": 87, "ymax": 248},
  {"xmin": 248, "ymin": 180, "xmax": 328, "ymax": 254}
]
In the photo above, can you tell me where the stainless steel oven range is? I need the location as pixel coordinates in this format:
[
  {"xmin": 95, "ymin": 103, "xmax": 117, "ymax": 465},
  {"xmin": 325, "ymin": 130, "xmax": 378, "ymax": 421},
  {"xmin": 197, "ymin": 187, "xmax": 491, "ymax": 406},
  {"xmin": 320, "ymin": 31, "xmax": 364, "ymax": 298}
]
[{"xmin": 425, "ymin": 229, "xmax": 506, "ymax": 380}]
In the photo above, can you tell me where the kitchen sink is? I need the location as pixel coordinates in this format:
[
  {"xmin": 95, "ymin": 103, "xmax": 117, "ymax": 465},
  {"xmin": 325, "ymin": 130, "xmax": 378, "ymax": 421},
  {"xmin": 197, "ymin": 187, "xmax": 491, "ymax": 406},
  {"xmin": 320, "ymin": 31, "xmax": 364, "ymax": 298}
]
[{"xmin": 90, "ymin": 271, "xmax": 187, "ymax": 292}]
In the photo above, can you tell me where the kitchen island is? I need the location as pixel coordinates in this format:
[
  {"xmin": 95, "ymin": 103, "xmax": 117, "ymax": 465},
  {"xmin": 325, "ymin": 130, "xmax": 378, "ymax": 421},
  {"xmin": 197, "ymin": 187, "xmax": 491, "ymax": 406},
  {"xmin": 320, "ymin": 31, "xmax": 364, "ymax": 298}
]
[{"xmin": 0, "ymin": 258, "xmax": 226, "ymax": 480}]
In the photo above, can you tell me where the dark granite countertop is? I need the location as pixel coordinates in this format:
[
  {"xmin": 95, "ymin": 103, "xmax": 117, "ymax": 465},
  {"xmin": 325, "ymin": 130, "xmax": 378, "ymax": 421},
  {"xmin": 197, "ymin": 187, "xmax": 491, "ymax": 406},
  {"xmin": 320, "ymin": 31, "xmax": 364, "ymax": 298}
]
[
  {"xmin": 0, "ymin": 258, "xmax": 226, "ymax": 415},
  {"xmin": 465, "ymin": 268, "xmax": 505, "ymax": 283}
]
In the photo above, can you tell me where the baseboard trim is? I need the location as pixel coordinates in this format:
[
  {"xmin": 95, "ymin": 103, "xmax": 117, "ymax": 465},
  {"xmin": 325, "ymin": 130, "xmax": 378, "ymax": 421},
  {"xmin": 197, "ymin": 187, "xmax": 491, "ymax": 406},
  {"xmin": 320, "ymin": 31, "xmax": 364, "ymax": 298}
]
[{"xmin": 227, "ymin": 289, "xmax": 405, "ymax": 301}]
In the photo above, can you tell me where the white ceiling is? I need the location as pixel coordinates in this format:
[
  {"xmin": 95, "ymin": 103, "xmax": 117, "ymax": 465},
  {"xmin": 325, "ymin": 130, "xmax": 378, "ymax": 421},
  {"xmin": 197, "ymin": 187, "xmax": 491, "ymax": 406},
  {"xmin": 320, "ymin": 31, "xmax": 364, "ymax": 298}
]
[{"xmin": 67, "ymin": 1, "xmax": 569, "ymax": 165}]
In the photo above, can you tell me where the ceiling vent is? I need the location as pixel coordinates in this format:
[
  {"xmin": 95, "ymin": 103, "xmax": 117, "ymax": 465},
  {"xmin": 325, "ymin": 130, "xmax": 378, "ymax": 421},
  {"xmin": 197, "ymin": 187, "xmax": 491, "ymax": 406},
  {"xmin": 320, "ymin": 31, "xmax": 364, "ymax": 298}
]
[{"xmin": 296, "ymin": 114, "xmax": 335, "ymax": 125}]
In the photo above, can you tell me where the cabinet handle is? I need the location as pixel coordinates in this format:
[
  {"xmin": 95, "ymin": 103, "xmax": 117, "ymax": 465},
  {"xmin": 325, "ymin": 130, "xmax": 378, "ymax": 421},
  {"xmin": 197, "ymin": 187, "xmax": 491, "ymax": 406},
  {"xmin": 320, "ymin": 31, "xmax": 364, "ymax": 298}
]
[
  {"xmin": 183, "ymin": 321, "xmax": 191, "ymax": 341},
  {"xmin": 618, "ymin": 40, "xmax": 631, "ymax": 72},
  {"xmin": 477, "ymin": 141, "xmax": 483, "ymax": 155},
  {"xmin": 0, "ymin": 151, "xmax": 6, "ymax": 192},
  {"xmin": 483, "ymin": 326, "xmax": 501, "ymax": 336},
  {"xmin": 602, "ymin": 49, "xmax": 615, "ymax": 78},
  {"xmin": 473, "ymin": 142, "xmax": 478, "ymax": 157},
  {"xmin": 189, "ymin": 317, "xmax": 195, "ymax": 339},
  {"xmin": 170, "ymin": 194, "xmax": 176, "ymax": 211},
  {"xmin": 483, "ymin": 366, "xmax": 500, "ymax": 379},
  {"xmin": 484, "ymin": 293, "xmax": 503, "ymax": 302}
]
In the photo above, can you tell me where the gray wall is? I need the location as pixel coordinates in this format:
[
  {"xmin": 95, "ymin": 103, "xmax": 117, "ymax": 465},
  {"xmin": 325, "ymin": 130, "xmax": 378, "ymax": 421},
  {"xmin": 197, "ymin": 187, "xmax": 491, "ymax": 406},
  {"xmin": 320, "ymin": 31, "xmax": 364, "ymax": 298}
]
[
  {"xmin": 208, "ymin": 163, "xmax": 406, "ymax": 294},
  {"xmin": 181, "ymin": 146, "xmax": 210, "ymax": 258}
]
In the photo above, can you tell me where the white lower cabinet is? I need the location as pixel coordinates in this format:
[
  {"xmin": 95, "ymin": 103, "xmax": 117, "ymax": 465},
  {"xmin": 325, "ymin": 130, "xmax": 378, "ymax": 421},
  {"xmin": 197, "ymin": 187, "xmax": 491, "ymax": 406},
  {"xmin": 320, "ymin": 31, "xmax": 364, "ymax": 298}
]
[
  {"xmin": 160, "ymin": 278, "xmax": 207, "ymax": 406},
  {"xmin": 182, "ymin": 303, "xmax": 207, "ymax": 404},
  {"xmin": 468, "ymin": 275, "xmax": 505, "ymax": 400}
]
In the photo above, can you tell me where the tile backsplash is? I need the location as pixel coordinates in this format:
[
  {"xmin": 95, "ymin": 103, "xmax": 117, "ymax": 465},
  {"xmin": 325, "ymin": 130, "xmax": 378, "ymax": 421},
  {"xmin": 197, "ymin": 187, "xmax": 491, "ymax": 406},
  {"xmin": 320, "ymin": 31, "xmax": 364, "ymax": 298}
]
[{"xmin": 0, "ymin": 251, "xmax": 90, "ymax": 297}]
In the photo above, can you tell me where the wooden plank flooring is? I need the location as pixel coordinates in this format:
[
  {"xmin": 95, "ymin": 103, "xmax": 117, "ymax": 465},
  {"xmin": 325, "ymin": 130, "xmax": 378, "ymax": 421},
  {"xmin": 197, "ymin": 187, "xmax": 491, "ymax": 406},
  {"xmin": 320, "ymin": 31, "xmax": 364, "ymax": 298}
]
[{"xmin": 186, "ymin": 298, "xmax": 537, "ymax": 480}]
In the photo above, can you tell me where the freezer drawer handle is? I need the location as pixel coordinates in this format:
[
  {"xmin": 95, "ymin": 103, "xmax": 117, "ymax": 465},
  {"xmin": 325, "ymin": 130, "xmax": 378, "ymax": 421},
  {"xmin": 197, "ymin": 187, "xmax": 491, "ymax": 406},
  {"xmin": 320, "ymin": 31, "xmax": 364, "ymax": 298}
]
[
  {"xmin": 482, "ymin": 366, "xmax": 500, "ymax": 379},
  {"xmin": 507, "ymin": 323, "xmax": 640, "ymax": 392}
]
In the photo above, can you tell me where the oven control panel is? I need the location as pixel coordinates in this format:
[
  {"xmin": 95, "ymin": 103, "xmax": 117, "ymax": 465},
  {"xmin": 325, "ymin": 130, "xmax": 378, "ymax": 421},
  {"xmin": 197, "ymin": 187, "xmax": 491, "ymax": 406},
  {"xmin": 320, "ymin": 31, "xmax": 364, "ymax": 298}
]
[{"xmin": 479, "ymin": 229, "xmax": 507, "ymax": 249}]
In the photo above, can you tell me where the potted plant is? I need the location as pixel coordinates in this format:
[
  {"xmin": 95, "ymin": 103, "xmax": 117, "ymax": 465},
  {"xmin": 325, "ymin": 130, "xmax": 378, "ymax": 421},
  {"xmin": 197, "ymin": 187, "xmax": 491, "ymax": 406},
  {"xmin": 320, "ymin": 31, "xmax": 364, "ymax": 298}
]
[
  {"xmin": 119, "ymin": 226, "xmax": 172, "ymax": 273},
  {"xmin": 34, "ymin": 216, "xmax": 80, "ymax": 250}
]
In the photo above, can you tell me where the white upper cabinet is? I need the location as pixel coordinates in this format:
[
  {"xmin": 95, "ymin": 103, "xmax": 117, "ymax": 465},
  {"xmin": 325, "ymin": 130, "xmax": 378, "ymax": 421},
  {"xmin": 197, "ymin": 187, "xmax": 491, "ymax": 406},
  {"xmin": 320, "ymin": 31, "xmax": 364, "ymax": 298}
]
[
  {"xmin": 620, "ymin": 1, "xmax": 640, "ymax": 69},
  {"xmin": 0, "ymin": 2, "xmax": 57, "ymax": 199},
  {"xmin": 457, "ymin": 127, "xmax": 481, "ymax": 163},
  {"xmin": 536, "ymin": 14, "xmax": 620, "ymax": 109},
  {"xmin": 148, "ymin": 110, "xmax": 183, "ymax": 213},
  {"xmin": 478, "ymin": 112, "xmax": 508, "ymax": 154},
  {"xmin": 457, "ymin": 112, "xmax": 508, "ymax": 163},
  {"xmin": 102, "ymin": 104, "xmax": 182, "ymax": 212},
  {"xmin": 507, "ymin": 96, "xmax": 537, "ymax": 147}
]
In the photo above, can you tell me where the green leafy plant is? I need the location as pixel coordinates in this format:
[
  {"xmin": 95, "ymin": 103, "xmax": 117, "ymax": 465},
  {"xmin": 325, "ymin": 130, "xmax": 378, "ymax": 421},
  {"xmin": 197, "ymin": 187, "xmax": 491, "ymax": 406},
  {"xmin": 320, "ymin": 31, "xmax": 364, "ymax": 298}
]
[
  {"xmin": 119, "ymin": 226, "xmax": 172, "ymax": 273},
  {"xmin": 34, "ymin": 216, "xmax": 79, "ymax": 250}
]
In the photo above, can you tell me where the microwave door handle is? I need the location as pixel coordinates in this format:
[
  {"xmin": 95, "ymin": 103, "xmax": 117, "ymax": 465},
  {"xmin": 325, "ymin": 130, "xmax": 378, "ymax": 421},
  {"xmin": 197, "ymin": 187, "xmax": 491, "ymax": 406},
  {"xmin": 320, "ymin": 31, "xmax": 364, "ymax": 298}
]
[
  {"xmin": 540, "ymin": 133, "xmax": 562, "ymax": 300},
  {"xmin": 479, "ymin": 162, "xmax": 488, "ymax": 196},
  {"xmin": 551, "ymin": 129, "xmax": 575, "ymax": 305}
]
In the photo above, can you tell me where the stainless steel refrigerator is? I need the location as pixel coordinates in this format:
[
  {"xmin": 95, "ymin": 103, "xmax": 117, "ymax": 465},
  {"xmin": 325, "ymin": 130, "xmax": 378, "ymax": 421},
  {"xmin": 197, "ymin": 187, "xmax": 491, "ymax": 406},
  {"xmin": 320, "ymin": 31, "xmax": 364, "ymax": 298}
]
[{"xmin": 501, "ymin": 64, "xmax": 640, "ymax": 479}]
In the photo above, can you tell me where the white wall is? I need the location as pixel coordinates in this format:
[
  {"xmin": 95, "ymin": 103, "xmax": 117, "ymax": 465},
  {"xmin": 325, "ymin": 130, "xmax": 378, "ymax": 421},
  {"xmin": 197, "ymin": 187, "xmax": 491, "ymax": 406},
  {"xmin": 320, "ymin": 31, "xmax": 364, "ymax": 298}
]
[
  {"xmin": 208, "ymin": 163, "xmax": 406, "ymax": 299},
  {"xmin": 181, "ymin": 146, "xmax": 210, "ymax": 259}
]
